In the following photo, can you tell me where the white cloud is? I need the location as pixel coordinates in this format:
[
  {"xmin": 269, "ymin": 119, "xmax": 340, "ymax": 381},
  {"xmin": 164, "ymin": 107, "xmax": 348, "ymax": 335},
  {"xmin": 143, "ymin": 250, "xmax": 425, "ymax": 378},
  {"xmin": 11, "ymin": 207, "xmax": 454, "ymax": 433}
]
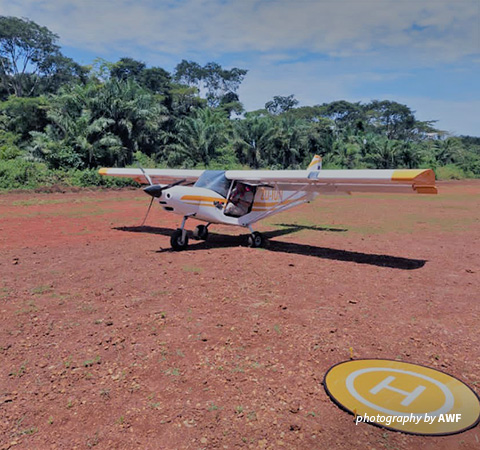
[
  {"xmin": 1, "ymin": 0, "xmax": 478, "ymax": 65},
  {"xmin": 1, "ymin": 0, "xmax": 478, "ymax": 135}
]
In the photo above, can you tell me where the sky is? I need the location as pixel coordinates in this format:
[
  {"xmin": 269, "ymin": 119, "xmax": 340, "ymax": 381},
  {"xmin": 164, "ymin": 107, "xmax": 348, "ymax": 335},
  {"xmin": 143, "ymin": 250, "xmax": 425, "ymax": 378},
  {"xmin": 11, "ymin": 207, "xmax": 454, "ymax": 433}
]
[{"xmin": 1, "ymin": 0, "xmax": 479, "ymax": 136}]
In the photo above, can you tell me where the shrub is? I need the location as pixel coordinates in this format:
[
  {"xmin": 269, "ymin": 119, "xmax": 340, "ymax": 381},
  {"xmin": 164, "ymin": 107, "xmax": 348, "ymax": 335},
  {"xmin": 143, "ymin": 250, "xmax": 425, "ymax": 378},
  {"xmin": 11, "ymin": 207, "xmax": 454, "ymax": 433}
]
[
  {"xmin": 0, "ymin": 159, "xmax": 51, "ymax": 189},
  {"xmin": 435, "ymin": 164, "xmax": 468, "ymax": 180}
]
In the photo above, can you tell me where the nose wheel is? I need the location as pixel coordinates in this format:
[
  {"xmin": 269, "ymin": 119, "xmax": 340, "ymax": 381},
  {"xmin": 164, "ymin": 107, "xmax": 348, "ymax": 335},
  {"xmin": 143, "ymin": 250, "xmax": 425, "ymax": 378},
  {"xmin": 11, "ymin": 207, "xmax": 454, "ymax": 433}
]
[
  {"xmin": 171, "ymin": 229, "xmax": 189, "ymax": 250},
  {"xmin": 170, "ymin": 215, "xmax": 192, "ymax": 251}
]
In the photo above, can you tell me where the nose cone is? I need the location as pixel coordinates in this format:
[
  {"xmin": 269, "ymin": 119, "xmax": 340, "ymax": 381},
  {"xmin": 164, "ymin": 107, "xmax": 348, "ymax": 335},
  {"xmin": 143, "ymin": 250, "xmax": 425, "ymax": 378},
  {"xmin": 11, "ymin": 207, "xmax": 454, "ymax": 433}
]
[{"xmin": 144, "ymin": 185, "xmax": 164, "ymax": 198}]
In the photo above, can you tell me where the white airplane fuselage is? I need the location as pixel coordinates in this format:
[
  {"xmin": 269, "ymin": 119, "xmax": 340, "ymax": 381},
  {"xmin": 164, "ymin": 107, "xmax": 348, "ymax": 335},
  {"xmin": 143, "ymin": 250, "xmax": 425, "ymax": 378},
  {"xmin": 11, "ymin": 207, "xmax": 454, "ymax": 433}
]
[{"xmin": 158, "ymin": 185, "xmax": 314, "ymax": 227}]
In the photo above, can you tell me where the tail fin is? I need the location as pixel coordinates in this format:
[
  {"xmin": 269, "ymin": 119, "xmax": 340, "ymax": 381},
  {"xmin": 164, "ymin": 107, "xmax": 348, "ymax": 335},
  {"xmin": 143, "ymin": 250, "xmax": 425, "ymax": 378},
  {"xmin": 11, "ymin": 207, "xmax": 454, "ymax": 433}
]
[{"xmin": 307, "ymin": 155, "xmax": 322, "ymax": 171}]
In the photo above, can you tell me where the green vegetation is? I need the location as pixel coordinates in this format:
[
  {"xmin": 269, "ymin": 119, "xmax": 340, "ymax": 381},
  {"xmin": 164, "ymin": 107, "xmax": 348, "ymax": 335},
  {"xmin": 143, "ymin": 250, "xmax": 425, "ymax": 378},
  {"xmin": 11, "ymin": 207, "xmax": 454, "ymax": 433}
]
[{"xmin": 1, "ymin": 16, "xmax": 479, "ymax": 191}]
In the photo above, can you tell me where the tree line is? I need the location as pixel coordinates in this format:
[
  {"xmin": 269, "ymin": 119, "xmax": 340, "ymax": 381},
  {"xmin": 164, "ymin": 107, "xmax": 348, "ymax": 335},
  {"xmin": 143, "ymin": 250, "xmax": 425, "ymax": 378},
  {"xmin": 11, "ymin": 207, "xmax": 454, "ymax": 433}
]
[{"xmin": 1, "ymin": 16, "xmax": 479, "ymax": 189}]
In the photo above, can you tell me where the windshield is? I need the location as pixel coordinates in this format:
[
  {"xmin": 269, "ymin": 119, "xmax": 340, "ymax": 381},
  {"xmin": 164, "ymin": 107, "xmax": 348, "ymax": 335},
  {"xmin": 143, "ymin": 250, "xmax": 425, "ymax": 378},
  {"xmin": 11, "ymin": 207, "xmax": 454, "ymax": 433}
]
[{"xmin": 194, "ymin": 170, "xmax": 230, "ymax": 198}]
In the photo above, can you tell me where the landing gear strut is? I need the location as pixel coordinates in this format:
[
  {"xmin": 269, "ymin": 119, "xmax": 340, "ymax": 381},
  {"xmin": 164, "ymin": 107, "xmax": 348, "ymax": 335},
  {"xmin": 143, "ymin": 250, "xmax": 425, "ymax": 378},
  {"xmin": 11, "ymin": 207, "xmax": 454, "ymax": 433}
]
[{"xmin": 170, "ymin": 216, "xmax": 189, "ymax": 251}]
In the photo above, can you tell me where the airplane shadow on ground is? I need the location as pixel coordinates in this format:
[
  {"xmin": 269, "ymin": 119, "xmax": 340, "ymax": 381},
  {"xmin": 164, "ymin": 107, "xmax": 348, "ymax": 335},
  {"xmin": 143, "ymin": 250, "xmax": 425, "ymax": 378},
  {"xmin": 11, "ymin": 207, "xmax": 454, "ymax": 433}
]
[{"xmin": 115, "ymin": 223, "xmax": 426, "ymax": 270}]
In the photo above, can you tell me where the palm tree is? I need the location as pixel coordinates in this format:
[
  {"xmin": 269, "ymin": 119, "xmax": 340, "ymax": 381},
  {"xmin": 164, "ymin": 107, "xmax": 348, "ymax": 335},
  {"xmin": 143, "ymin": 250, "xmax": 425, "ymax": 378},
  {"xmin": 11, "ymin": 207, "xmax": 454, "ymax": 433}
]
[
  {"xmin": 30, "ymin": 79, "xmax": 168, "ymax": 167},
  {"xmin": 165, "ymin": 108, "xmax": 230, "ymax": 167},
  {"xmin": 232, "ymin": 115, "xmax": 277, "ymax": 168}
]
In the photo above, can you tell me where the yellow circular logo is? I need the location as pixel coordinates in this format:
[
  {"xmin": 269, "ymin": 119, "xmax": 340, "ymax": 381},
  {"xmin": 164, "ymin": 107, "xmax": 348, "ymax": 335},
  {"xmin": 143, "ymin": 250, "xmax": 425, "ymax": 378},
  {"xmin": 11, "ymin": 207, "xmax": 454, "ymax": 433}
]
[{"xmin": 324, "ymin": 359, "xmax": 480, "ymax": 435}]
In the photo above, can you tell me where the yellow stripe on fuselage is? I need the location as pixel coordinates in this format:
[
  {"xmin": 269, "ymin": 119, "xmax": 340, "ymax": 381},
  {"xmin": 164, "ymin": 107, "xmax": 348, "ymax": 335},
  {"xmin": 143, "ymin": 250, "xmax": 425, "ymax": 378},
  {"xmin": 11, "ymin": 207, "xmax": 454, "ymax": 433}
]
[
  {"xmin": 180, "ymin": 195, "xmax": 226, "ymax": 208},
  {"xmin": 181, "ymin": 195, "xmax": 226, "ymax": 204}
]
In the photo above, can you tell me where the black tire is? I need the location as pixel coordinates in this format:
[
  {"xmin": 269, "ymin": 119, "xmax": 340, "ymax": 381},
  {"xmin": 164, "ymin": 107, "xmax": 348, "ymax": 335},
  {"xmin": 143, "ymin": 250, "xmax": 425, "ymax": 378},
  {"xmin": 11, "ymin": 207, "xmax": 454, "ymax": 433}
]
[
  {"xmin": 170, "ymin": 229, "xmax": 189, "ymax": 251},
  {"xmin": 193, "ymin": 225, "xmax": 209, "ymax": 240},
  {"xmin": 247, "ymin": 231, "xmax": 264, "ymax": 248}
]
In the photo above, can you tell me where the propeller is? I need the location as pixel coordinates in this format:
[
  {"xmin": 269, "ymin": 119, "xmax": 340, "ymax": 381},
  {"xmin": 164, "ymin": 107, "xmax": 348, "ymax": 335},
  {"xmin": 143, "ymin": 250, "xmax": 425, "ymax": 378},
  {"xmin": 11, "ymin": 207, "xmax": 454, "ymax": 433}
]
[
  {"xmin": 143, "ymin": 178, "xmax": 186, "ymax": 198},
  {"xmin": 137, "ymin": 164, "xmax": 186, "ymax": 225}
]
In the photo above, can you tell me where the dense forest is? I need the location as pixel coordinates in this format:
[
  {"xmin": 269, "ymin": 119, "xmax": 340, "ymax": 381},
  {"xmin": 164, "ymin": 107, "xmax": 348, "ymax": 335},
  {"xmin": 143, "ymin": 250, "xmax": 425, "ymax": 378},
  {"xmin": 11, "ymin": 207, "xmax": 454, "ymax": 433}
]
[{"xmin": 1, "ymin": 16, "xmax": 479, "ymax": 190}]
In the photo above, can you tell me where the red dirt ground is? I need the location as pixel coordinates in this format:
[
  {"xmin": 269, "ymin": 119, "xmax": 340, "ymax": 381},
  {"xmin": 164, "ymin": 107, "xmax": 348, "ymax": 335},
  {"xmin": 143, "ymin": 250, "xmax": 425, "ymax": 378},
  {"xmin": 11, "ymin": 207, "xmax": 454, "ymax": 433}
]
[{"xmin": 0, "ymin": 181, "xmax": 479, "ymax": 450}]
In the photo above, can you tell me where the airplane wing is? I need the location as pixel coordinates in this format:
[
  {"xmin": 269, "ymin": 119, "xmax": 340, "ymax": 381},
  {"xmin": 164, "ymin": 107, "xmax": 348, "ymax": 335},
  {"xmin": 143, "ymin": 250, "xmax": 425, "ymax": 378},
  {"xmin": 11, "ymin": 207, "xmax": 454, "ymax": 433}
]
[
  {"xmin": 225, "ymin": 168, "xmax": 437, "ymax": 194},
  {"xmin": 98, "ymin": 168, "xmax": 204, "ymax": 185}
]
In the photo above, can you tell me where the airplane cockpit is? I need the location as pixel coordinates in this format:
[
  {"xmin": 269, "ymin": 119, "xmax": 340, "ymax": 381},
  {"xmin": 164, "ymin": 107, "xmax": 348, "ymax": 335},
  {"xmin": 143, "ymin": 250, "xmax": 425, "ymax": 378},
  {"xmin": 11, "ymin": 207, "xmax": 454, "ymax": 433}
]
[
  {"xmin": 193, "ymin": 170, "xmax": 256, "ymax": 217},
  {"xmin": 193, "ymin": 170, "xmax": 230, "ymax": 198}
]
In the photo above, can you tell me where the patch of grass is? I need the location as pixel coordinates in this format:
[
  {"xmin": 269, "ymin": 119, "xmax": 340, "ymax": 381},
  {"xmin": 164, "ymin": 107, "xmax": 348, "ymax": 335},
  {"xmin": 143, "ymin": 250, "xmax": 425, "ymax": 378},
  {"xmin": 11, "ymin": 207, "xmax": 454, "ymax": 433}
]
[
  {"xmin": 9, "ymin": 362, "xmax": 27, "ymax": 377},
  {"xmin": 19, "ymin": 427, "xmax": 38, "ymax": 436},
  {"xmin": 182, "ymin": 265, "xmax": 203, "ymax": 273},
  {"xmin": 15, "ymin": 300, "xmax": 38, "ymax": 315},
  {"xmin": 86, "ymin": 431, "xmax": 100, "ymax": 448},
  {"xmin": 165, "ymin": 367, "xmax": 180, "ymax": 376},
  {"xmin": 208, "ymin": 402, "xmax": 220, "ymax": 412},
  {"xmin": 64, "ymin": 356, "xmax": 73, "ymax": 368},
  {"xmin": 150, "ymin": 290, "xmax": 170, "ymax": 297},
  {"xmin": 99, "ymin": 389, "xmax": 110, "ymax": 399},
  {"xmin": 31, "ymin": 284, "xmax": 53, "ymax": 295},
  {"xmin": 0, "ymin": 287, "xmax": 11, "ymax": 301},
  {"xmin": 83, "ymin": 356, "xmax": 101, "ymax": 367}
]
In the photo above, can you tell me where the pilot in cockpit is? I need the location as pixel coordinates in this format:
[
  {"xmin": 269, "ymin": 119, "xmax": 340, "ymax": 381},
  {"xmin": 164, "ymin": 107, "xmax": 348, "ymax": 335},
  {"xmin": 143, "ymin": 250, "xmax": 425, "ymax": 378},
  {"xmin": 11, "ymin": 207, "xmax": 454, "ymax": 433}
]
[{"xmin": 224, "ymin": 183, "xmax": 254, "ymax": 217}]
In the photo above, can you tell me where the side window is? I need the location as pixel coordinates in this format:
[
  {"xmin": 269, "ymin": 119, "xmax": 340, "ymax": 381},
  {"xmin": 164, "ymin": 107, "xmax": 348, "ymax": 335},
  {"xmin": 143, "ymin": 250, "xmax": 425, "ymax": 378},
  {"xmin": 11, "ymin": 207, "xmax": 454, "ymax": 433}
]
[{"xmin": 224, "ymin": 182, "xmax": 256, "ymax": 217}]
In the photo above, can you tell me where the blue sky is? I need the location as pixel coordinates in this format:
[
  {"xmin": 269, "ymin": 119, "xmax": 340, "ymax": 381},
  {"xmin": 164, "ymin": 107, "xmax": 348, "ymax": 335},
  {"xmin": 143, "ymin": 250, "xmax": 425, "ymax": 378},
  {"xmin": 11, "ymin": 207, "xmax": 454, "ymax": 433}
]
[{"xmin": 1, "ymin": 0, "xmax": 479, "ymax": 135}]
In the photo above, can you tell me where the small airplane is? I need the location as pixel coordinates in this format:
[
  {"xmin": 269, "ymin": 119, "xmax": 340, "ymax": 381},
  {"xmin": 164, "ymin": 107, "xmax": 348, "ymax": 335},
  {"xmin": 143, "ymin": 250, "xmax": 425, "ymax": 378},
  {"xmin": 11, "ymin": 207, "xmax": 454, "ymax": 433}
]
[{"xmin": 99, "ymin": 155, "xmax": 437, "ymax": 250}]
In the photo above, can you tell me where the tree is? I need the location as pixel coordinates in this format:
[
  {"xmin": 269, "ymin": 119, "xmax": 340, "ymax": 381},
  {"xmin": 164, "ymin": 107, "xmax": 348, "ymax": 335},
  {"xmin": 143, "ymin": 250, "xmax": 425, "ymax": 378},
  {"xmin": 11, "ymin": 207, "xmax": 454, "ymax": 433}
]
[
  {"xmin": 270, "ymin": 116, "xmax": 310, "ymax": 168},
  {"xmin": 319, "ymin": 100, "xmax": 364, "ymax": 133},
  {"xmin": 30, "ymin": 79, "xmax": 169, "ymax": 167},
  {"xmin": 0, "ymin": 96, "xmax": 49, "ymax": 143},
  {"xmin": 140, "ymin": 67, "xmax": 171, "ymax": 95},
  {"xmin": 36, "ymin": 53, "xmax": 88, "ymax": 95},
  {"xmin": 165, "ymin": 108, "xmax": 230, "ymax": 167},
  {"xmin": 110, "ymin": 57, "xmax": 146, "ymax": 82},
  {"xmin": 232, "ymin": 115, "xmax": 277, "ymax": 168},
  {"xmin": 265, "ymin": 95, "xmax": 299, "ymax": 115},
  {"xmin": 174, "ymin": 60, "xmax": 247, "ymax": 107},
  {"xmin": 218, "ymin": 91, "xmax": 244, "ymax": 117},
  {"xmin": 174, "ymin": 60, "xmax": 203, "ymax": 88},
  {"xmin": 0, "ymin": 16, "xmax": 60, "ymax": 97},
  {"xmin": 364, "ymin": 100, "xmax": 417, "ymax": 141}
]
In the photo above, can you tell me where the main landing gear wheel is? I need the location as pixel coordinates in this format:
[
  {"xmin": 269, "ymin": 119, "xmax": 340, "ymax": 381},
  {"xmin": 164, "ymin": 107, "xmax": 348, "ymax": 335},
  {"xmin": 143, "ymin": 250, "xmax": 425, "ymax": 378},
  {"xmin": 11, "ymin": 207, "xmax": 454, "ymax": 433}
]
[
  {"xmin": 247, "ymin": 231, "xmax": 265, "ymax": 248},
  {"xmin": 170, "ymin": 229, "xmax": 189, "ymax": 251},
  {"xmin": 193, "ymin": 224, "xmax": 209, "ymax": 240}
]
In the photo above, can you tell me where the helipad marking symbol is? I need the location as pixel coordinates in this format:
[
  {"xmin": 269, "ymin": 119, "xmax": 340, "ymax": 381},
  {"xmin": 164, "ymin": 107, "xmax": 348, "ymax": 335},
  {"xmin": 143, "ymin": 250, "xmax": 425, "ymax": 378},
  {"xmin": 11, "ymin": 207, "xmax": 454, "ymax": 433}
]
[
  {"xmin": 369, "ymin": 375, "xmax": 426, "ymax": 406},
  {"xmin": 345, "ymin": 367, "xmax": 455, "ymax": 416},
  {"xmin": 324, "ymin": 359, "xmax": 480, "ymax": 436}
]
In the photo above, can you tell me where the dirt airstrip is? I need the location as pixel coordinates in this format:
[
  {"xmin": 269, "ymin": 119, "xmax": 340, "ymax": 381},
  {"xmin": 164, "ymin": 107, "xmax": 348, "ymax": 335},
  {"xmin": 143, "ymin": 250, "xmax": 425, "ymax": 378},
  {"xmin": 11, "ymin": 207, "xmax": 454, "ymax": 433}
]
[{"xmin": 0, "ymin": 181, "xmax": 479, "ymax": 449}]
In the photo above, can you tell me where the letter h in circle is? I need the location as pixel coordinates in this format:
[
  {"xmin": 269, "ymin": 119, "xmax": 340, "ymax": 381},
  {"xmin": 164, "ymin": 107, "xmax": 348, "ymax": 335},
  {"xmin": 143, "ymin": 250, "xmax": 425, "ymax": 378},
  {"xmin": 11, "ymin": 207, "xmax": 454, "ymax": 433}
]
[{"xmin": 370, "ymin": 376, "xmax": 426, "ymax": 407}]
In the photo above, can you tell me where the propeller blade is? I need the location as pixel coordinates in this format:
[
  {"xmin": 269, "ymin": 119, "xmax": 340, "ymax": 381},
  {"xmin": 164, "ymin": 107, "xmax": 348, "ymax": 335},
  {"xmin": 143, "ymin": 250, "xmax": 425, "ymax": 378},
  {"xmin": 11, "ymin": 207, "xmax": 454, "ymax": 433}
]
[
  {"xmin": 136, "ymin": 163, "xmax": 153, "ymax": 186},
  {"xmin": 165, "ymin": 178, "xmax": 186, "ymax": 189},
  {"xmin": 141, "ymin": 196, "xmax": 155, "ymax": 226}
]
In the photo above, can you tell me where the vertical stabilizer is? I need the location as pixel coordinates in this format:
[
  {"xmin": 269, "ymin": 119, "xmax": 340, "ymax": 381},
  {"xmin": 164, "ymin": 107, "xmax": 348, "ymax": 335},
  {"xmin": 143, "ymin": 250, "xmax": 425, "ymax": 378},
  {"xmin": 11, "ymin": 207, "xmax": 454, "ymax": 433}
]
[{"xmin": 307, "ymin": 155, "xmax": 322, "ymax": 171}]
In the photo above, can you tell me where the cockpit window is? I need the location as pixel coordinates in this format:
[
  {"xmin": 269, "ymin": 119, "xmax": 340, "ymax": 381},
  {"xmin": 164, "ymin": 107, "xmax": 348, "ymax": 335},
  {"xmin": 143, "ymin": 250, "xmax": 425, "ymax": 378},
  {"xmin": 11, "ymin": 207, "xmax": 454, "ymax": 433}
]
[{"xmin": 194, "ymin": 170, "xmax": 230, "ymax": 198}]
